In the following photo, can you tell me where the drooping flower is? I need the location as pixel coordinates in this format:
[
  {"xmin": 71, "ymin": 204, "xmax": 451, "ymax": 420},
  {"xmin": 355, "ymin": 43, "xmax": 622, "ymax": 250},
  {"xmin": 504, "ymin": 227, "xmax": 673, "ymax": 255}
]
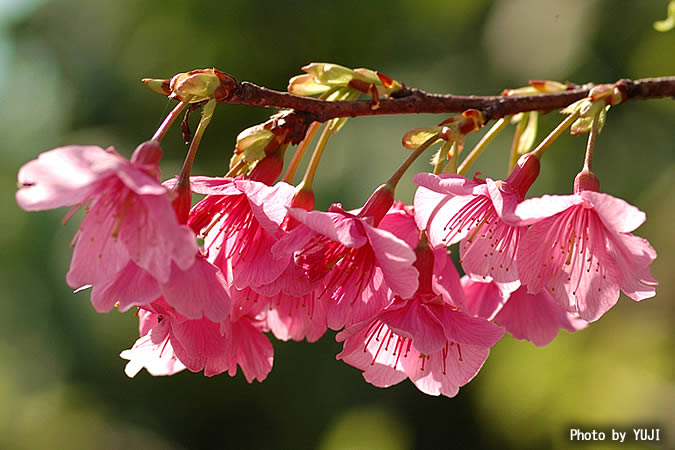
[
  {"xmin": 272, "ymin": 186, "xmax": 418, "ymax": 330},
  {"xmin": 414, "ymin": 153, "xmax": 540, "ymax": 294},
  {"xmin": 337, "ymin": 214, "xmax": 503, "ymax": 397},
  {"xmin": 121, "ymin": 298, "xmax": 273, "ymax": 381},
  {"xmin": 515, "ymin": 170, "xmax": 658, "ymax": 322},
  {"xmin": 119, "ymin": 309, "xmax": 186, "ymax": 377},
  {"xmin": 188, "ymin": 176, "xmax": 296, "ymax": 292},
  {"xmin": 462, "ymin": 277, "xmax": 587, "ymax": 347},
  {"xmin": 16, "ymin": 142, "xmax": 198, "ymax": 290}
]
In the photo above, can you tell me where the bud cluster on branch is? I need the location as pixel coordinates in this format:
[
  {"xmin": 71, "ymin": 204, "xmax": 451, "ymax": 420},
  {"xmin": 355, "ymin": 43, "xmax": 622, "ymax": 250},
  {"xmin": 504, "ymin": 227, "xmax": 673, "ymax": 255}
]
[{"xmin": 15, "ymin": 62, "xmax": 669, "ymax": 397}]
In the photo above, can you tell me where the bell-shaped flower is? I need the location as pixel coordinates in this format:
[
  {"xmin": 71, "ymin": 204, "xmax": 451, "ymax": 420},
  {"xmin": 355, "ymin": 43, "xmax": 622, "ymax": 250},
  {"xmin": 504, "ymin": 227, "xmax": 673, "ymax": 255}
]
[
  {"xmin": 272, "ymin": 186, "xmax": 418, "ymax": 330},
  {"xmin": 16, "ymin": 142, "xmax": 198, "ymax": 291},
  {"xmin": 337, "ymin": 231, "xmax": 503, "ymax": 397},
  {"xmin": 414, "ymin": 153, "xmax": 541, "ymax": 294},
  {"xmin": 514, "ymin": 170, "xmax": 657, "ymax": 321}
]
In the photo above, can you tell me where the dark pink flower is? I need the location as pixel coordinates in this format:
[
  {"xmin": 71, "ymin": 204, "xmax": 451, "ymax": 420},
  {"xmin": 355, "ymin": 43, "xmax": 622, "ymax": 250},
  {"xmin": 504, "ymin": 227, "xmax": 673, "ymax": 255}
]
[
  {"xmin": 337, "ymin": 225, "xmax": 503, "ymax": 397},
  {"xmin": 272, "ymin": 196, "xmax": 418, "ymax": 330},
  {"xmin": 188, "ymin": 177, "xmax": 295, "ymax": 291},
  {"xmin": 414, "ymin": 153, "xmax": 540, "ymax": 294},
  {"xmin": 515, "ymin": 171, "xmax": 658, "ymax": 321},
  {"xmin": 462, "ymin": 277, "xmax": 587, "ymax": 347},
  {"xmin": 16, "ymin": 142, "xmax": 198, "ymax": 290}
]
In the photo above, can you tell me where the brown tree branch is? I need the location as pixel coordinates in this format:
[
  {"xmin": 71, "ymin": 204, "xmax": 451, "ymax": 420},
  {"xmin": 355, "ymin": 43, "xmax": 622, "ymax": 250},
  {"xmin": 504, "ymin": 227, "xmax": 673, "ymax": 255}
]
[{"xmin": 221, "ymin": 76, "xmax": 675, "ymax": 123}]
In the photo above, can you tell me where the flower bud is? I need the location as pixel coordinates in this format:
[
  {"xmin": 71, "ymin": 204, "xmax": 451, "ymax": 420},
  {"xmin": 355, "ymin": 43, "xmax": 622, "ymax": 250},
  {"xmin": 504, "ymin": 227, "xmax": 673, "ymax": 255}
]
[
  {"xmin": 505, "ymin": 152, "xmax": 540, "ymax": 198},
  {"xmin": 573, "ymin": 169, "xmax": 600, "ymax": 193},
  {"xmin": 358, "ymin": 184, "xmax": 395, "ymax": 226},
  {"xmin": 130, "ymin": 140, "xmax": 163, "ymax": 179}
]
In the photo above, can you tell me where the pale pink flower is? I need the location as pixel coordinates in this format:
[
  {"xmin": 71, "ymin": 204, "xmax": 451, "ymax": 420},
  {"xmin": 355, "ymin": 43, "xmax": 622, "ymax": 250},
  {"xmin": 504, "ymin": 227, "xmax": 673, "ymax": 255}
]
[
  {"xmin": 462, "ymin": 277, "xmax": 587, "ymax": 347},
  {"xmin": 337, "ymin": 221, "xmax": 503, "ymax": 397},
  {"xmin": 414, "ymin": 153, "xmax": 540, "ymax": 294},
  {"xmin": 515, "ymin": 171, "xmax": 658, "ymax": 322},
  {"xmin": 272, "ymin": 190, "xmax": 418, "ymax": 330},
  {"xmin": 119, "ymin": 309, "xmax": 186, "ymax": 377},
  {"xmin": 16, "ymin": 142, "xmax": 197, "ymax": 290},
  {"xmin": 122, "ymin": 299, "xmax": 273, "ymax": 381}
]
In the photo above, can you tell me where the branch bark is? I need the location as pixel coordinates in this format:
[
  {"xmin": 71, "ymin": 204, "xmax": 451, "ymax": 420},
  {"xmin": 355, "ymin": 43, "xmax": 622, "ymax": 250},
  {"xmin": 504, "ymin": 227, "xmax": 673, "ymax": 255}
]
[{"xmin": 220, "ymin": 76, "xmax": 675, "ymax": 123}]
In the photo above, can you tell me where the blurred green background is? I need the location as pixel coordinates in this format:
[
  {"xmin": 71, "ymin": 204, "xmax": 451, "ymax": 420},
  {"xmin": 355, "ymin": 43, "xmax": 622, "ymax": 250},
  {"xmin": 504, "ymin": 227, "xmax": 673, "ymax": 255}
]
[{"xmin": 2, "ymin": 0, "xmax": 673, "ymax": 449}]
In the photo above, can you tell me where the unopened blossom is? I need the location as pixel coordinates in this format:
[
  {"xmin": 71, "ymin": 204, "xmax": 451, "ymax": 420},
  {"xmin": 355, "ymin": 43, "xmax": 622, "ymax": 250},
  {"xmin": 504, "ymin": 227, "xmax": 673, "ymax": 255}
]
[
  {"xmin": 515, "ymin": 170, "xmax": 657, "ymax": 322},
  {"xmin": 337, "ymin": 229, "xmax": 503, "ymax": 397},
  {"xmin": 272, "ymin": 186, "xmax": 418, "ymax": 330},
  {"xmin": 462, "ymin": 277, "xmax": 587, "ymax": 347},
  {"xmin": 414, "ymin": 153, "xmax": 540, "ymax": 294},
  {"xmin": 16, "ymin": 142, "xmax": 198, "ymax": 299}
]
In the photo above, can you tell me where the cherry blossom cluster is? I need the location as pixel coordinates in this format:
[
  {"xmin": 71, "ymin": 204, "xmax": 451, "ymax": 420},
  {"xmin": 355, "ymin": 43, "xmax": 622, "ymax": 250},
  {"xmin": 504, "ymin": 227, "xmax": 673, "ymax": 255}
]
[{"xmin": 15, "ymin": 66, "xmax": 659, "ymax": 398}]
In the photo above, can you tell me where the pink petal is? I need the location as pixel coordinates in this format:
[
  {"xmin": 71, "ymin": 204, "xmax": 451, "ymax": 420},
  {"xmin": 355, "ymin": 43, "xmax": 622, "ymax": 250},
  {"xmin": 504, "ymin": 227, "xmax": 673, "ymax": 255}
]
[
  {"xmin": 228, "ymin": 318, "xmax": 274, "ymax": 382},
  {"xmin": 16, "ymin": 145, "xmax": 122, "ymax": 211},
  {"xmin": 120, "ymin": 321, "xmax": 186, "ymax": 377},
  {"xmin": 265, "ymin": 291, "xmax": 327, "ymax": 343},
  {"xmin": 402, "ymin": 342, "xmax": 490, "ymax": 397},
  {"xmin": 90, "ymin": 261, "xmax": 161, "ymax": 312},
  {"xmin": 336, "ymin": 320, "xmax": 409, "ymax": 388},
  {"xmin": 606, "ymin": 232, "xmax": 657, "ymax": 301},
  {"xmin": 363, "ymin": 224, "xmax": 418, "ymax": 299},
  {"xmin": 378, "ymin": 206, "xmax": 419, "ymax": 248},
  {"xmin": 413, "ymin": 172, "xmax": 478, "ymax": 196},
  {"xmin": 161, "ymin": 257, "xmax": 231, "ymax": 322},
  {"xmin": 228, "ymin": 228, "xmax": 289, "ymax": 290},
  {"xmin": 325, "ymin": 267, "xmax": 391, "ymax": 330},
  {"xmin": 461, "ymin": 277, "xmax": 507, "ymax": 320},
  {"xmin": 115, "ymin": 165, "xmax": 167, "ymax": 196},
  {"xmin": 184, "ymin": 176, "xmax": 240, "ymax": 195},
  {"xmin": 169, "ymin": 317, "xmax": 230, "ymax": 376},
  {"xmin": 431, "ymin": 246, "xmax": 466, "ymax": 308},
  {"xmin": 494, "ymin": 286, "xmax": 587, "ymax": 347},
  {"xmin": 514, "ymin": 194, "xmax": 582, "ymax": 225},
  {"xmin": 379, "ymin": 300, "xmax": 448, "ymax": 355},
  {"xmin": 427, "ymin": 305, "xmax": 504, "ymax": 347},
  {"xmin": 582, "ymin": 191, "xmax": 646, "ymax": 233},
  {"xmin": 66, "ymin": 201, "xmax": 131, "ymax": 288},
  {"xmin": 235, "ymin": 179, "xmax": 295, "ymax": 235},
  {"xmin": 286, "ymin": 208, "xmax": 368, "ymax": 248},
  {"xmin": 485, "ymin": 178, "xmax": 519, "ymax": 224},
  {"xmin": 413, "ymin": 186, "xmax": 449, "ymax": 232}
]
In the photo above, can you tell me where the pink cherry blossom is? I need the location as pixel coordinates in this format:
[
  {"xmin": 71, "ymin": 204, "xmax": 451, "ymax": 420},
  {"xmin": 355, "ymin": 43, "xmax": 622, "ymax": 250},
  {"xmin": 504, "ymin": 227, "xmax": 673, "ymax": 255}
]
[
  {"xmin": 462, "ymin": 277, "xmax": 587, "ymax": 347},
  {"xmin": 337, "ymin": 223, "xmax": 503, "ymax": 397},
  {"xmin": 119, "ymin": 309, "xmax": 186, "ymax": 377},
  {"xmin": 122, "ymin": 299, "xmax": 273, "ymax": 381},
  {"xmin": 414, "ymin": 153, "xmax": 540, "ymax": 294},
  {"xmin": 272, "ymin": 200, "xmax": 418, "ymax": 330},
  {"xmin": 16, "ymin": 142, "xmax": 198, "ymax": 291},
  {"xmin": 187, "ymin": 177, "xmax": 295, "ymax": 292},
  {"xmin": 515, "ymin": 173, "xmax": 658, "ymax": 322}
]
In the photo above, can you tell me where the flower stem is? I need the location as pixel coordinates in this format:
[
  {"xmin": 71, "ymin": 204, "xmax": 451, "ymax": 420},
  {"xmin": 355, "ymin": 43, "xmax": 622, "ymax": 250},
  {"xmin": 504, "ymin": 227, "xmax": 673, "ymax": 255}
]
[
  {"xmin": 152, "ymin": 98, "xmax": 191, "ymax": 142},
  {"xmin": 386, "ymin": 133, "xmax": 441, "ymax": 188},
  {"xmin": 508, "ymin": 117, "xmax": 527, "ymax": 172},
  {"xmin": 531, "ymin": 111, "xmax": 580, "ymax": 159},
  {"xmin": 282, "ymin": 121, "xmax": 320, "ymax": 184},
  {"xmin": 175, "ymin": 98, "xmax": 216, "ymax": 186},
  {"xmin": 300, "ymin": 122, "xmax": 334, "ymax": 190},
  {"xmin": 583, "ymin": 113, "xmax": 600, "ymax": 171},
  {"xmin": 457, "ymin": 117, "xmax": 509, "ymax": 176}
]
